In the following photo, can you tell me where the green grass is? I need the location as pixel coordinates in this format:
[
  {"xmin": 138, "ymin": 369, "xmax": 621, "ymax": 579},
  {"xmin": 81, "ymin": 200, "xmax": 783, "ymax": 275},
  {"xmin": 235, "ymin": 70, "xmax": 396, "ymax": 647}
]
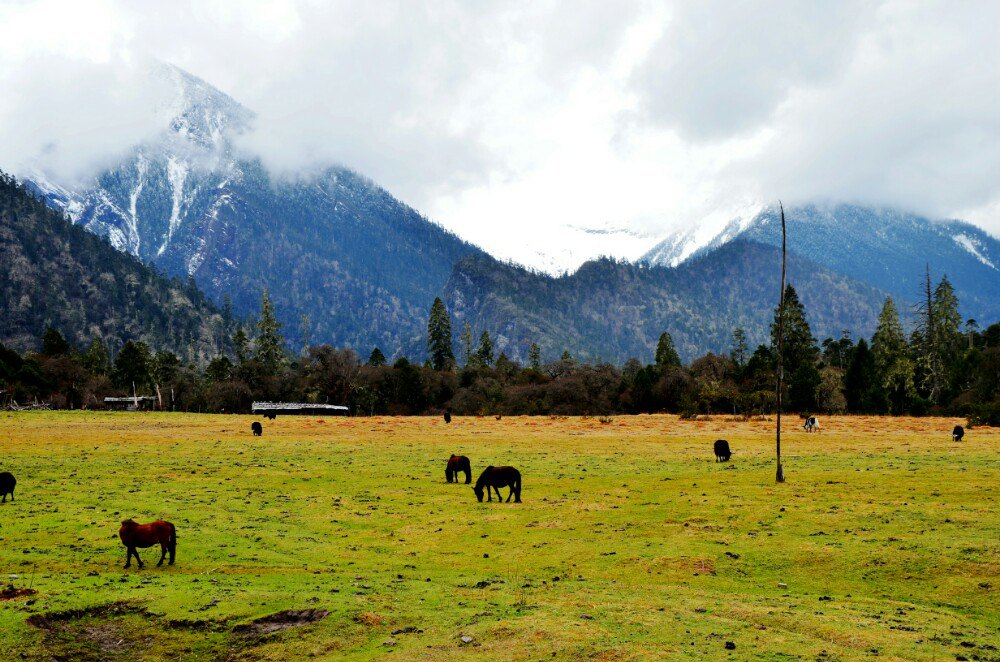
[{"xmin": 0, "ymin": 412, "xmax": 997, "ymax": 660}]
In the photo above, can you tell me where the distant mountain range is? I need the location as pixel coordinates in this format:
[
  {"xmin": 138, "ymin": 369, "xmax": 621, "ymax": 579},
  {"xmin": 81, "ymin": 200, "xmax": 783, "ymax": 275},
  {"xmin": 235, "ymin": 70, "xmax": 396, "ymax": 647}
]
[
  {"xmin": 642, "ymin": 204, "xmax": 1000, "ymax": 323},
  {"xmin": 14, "ymin": 64, "xmax": 1000, "ymax": 363},
  {"xmin": 443, "ymin": 238, "xmax": 884, "ymax": 363}
]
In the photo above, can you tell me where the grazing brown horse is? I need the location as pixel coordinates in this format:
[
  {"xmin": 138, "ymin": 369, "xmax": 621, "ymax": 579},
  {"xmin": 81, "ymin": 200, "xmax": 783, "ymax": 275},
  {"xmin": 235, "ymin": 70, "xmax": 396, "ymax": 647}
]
[
  {"xmin": 446, "ymin": 455, "xmax": 472, "ymax": 484},
  {"xmin": 119, "ymin": 519, "xmax": 176, "ymax": 568},
  {"xmin": 473, "ymin": 466, "xmax": 521, "ymax": 503}
]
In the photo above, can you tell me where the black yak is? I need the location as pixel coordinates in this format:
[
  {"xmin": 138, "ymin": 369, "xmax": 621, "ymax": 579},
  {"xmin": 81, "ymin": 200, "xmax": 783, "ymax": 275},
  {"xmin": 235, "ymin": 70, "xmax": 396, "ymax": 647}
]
[
  {"xmin": 714, "ymin": 439, "xmax": 732, "ymax": 462},
  {"xmin": 251, "ymin": 421, "xmax": 263, "ymax": 436},
  {"xmin": 443, "ymin": 410, "xmax": 452, "ymax": 424},
  {"xmin": 953, "ymin": 425, "xmax": 964, "ymax": 442},
  {"xmin": 0, "ymin": 472, "xmax": 15, "ymax": 502}
]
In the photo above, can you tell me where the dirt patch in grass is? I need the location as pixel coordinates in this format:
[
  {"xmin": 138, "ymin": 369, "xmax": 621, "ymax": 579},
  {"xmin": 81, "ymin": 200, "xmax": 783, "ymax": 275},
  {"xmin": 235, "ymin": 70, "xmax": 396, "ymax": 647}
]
[
  {"xmin": 0, "ymin": 584, "xmax": 37, "ymax": 600},
  {"xmin": 232, "ymin": 609, "xmax": 329, "ymax": 636},
  {"xmin": 27, "ymin": 602, "xmax": 159, "ymax": 660}
]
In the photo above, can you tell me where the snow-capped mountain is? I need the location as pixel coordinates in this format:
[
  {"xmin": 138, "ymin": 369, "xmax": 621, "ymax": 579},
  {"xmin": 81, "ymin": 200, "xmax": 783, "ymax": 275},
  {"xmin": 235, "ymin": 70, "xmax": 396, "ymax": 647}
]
[
  {"xmin": 642, "ymin": 204, "xmax": 1000, "ymax": 322},
  {"xmin": 23, "ymin": 64, "xmax": 484, "ymax": 357}
]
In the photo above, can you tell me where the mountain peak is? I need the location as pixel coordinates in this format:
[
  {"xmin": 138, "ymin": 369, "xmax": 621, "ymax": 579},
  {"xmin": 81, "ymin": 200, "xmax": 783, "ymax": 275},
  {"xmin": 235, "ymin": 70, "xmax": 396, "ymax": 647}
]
[{"xmin": 153, "ymin": 62, "xmax": 253, "ymax": 152}]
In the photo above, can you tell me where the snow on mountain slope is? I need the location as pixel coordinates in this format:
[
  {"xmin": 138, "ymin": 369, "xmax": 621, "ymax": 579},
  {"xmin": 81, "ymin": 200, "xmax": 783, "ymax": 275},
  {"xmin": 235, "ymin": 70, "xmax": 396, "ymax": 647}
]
[
  {"xmin": 642, "ymin": 203, "xmax": 1000, "ymax": 321},
  {"xmin": 20, "ymin": 63, "xmax": 484, "ymax": 357}
]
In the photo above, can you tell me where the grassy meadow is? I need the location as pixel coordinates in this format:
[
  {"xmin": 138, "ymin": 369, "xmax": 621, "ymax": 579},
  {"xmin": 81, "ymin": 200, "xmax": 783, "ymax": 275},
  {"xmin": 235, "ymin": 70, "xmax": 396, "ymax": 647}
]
[{"xmin": 0, "ymin": 412, "xmax": 997, "ymax": 660}]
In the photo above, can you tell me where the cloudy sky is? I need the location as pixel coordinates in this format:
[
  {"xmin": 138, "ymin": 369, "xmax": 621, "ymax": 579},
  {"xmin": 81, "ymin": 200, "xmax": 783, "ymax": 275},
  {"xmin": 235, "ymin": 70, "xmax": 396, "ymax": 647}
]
[{"xmin": 1, "ymin": 0, "xmax": 998, "ymax": 270}]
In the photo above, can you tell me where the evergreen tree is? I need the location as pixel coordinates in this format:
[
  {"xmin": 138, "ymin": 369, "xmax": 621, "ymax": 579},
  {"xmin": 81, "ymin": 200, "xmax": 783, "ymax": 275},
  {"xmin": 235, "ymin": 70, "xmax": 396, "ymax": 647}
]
[
  {"xmin": 205, "ymin": 356, "xmax": 233, "ymax": 382},
  {"xmin": 41, "ymin": 327, "xmax": 70, "ymax": 356},
  {"xmin": 426, "ymin": 297, "xmax": 455, "ymax": 371},
  {"xmin": 844, "ymin": 339, "xmax": 884, "ymax": 413},
  {"xmin": 112, "ymin": 341, "xmax": 151, "ymax": 391},
  {"xmin": 459, "ymin": 322, "xmax": 474, "ymax": 367},
  {"xmin": 655, "ymin": 332, "xmax": 681, "ymax": 370},
  {"xmin": 933, "ymin": 275, "xmax": 963, "ymax": 391},
  {"xmin": 254, "ymin": 289, "xmax": 285, "ymax": 373},
  {"xmin": 913, "ymin": 267, "xmax": 942, "ymax": 403},
  {"xmin": 528, "ymin": 343, "xmax": 542, "ymax": 370},
  {"xmin": 871, "ymin": 297, "xmax": 914, "ymax": 413},
  {"xmin": 232, "ymin": 328, "xmax": 250, "ymax": 364},
  {"xmin": 731, "ymin": 328, "xmax": 748, "ymax": 368},
  {"xmin": 770, "ymin": 285, "xmax": 819, "ymax": 375},
  {"xmin": 82, "ymin": 337, "xmax": 110, "ymax": 376},
  {"xmin": 368, "ymin": 347, "xmax": 387, "ymax": 367},
  {"xmin": 476, "ymin": 331, "xmax": 495, "ymax": 367}
]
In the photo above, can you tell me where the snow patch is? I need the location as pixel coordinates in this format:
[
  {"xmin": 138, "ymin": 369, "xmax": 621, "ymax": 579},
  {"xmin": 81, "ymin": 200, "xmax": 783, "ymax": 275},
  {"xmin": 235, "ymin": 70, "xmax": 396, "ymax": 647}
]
[
  {"xmin": 158, "ymin": 156, "xmax": 189, "ymax": 256},
  {"xmin": 128, "ymin": 154, "xmax": 148, "ymax": 252},
  {"xmin": 953, "ymin": 233, "xmax": 996, "ymax": 269}
]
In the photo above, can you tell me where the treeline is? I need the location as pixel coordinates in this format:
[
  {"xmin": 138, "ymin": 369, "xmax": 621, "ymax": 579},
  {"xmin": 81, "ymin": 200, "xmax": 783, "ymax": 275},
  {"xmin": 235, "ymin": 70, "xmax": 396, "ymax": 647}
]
[{"xmin": 1, "ymin": 276, "xmax": 998, "ymax": 425}]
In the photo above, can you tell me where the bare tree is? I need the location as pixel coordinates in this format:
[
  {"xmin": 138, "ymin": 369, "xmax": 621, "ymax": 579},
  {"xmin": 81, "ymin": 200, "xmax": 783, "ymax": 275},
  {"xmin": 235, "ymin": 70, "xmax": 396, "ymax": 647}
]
[{"xmin": 775, "ymin": 202, "xmax": 787, "ymax": 483}]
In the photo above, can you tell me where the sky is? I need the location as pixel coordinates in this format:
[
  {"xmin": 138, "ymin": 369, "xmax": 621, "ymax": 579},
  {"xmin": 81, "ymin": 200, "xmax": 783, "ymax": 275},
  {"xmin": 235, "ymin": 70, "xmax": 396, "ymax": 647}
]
[{"xmin": 1, "ymin": 0, "xmax": 998, "ymax": 272}]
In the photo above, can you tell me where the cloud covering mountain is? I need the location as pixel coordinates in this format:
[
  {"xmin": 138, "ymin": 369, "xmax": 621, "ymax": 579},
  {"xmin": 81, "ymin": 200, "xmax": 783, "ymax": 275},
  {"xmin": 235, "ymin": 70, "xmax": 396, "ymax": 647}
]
[{"xmin": 2, "ymin": 1, "xmax": 998, "ymax": 273}]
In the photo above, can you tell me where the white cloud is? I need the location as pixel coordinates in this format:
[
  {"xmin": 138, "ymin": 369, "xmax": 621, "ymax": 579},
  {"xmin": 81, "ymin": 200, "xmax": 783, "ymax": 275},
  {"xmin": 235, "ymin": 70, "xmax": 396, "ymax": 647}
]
[{"xmin": 0, "ymin": 0, "xmax": 997, "ymax": 271}]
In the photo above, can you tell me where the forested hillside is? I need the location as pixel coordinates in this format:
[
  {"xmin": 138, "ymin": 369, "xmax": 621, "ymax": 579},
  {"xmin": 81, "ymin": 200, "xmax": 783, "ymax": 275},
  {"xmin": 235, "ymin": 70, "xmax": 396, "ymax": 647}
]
[
  {"xmin": 444, "ymin": 238, "xmax": 886, "ymax": 364},
  {"xmin": 0, "ymin": 172, "xmax": 229, "ymax": 361}
]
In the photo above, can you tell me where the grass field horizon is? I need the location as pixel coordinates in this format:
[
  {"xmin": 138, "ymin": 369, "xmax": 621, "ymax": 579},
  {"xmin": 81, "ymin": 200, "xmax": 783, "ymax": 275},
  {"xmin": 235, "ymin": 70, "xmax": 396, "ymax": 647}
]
[{"xmin": 0, "ymin": 412, "xmax": 997, "ymax": 660}]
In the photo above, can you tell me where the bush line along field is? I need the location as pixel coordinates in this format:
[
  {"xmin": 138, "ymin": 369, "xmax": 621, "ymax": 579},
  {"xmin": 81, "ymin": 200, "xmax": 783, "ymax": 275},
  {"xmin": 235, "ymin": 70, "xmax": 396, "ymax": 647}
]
[{"xmin": 0, "ymin": 412, "xmax": 997, "ymax": 660}]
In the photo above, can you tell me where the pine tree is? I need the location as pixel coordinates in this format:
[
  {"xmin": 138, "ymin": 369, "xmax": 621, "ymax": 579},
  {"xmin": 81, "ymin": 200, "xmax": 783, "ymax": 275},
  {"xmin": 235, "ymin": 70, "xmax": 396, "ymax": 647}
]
[
  {"xmin": 459, "ymin": 322, "xmax": 474, "ymax": 367},
  {"xmin": 82, "ymin": 337, "xmax": 111, "ymax": 376},
  {"xmin": 731, "ymin": 328, "xmax": 748, "ymax": 368},
  {"xmin": 770, "ymin": 284, "xmax": 820, "ymax": 411},
  {"xmin": 844, "ymin": 339, "xmax": 884, "ymax": 413},
  {"xmin": 528, "ymin": 343, "xmax": 542, "ymax": 370},
  {"xmin": 655, "ymin": 332, "xmax": 681, "ymax": 370},
  {"xmin": 933, "ymin": 275, "xmax": 962, "ymax": 376},
  {"xmin": 368, "ymin": 347, "xmax": 387, "ymax": 367},
  {"xmin": 426, "ymin": 298, "xmax": 455, "ymax": 371},
  {"xmin": 871, "ymin": 296, "xmax": 913, "ymax": 412},
  {"xmin": 914, "ymin": 268, "xmax": 945, "ymax": 403},
  {"xmin": 770, "ymin": 285, "xmax": 819, "ymax": 375},
  {"xmin": 232, "ymin": 328, "xmax": 250, "ymax": 364},
  {"xmin": 254, "ymin": 289, "xmax": 285, "ymax": 373},
  {"xmin": 476, "ymin": 331, "xmax": 495, "ymax": 367},
  {"xmin": 41, "ymin": 327, "xmax": 70, "ymax": 356},
  {"xmin": 113, "ymin": 340, "xmax": 151, "ymax": 391}
]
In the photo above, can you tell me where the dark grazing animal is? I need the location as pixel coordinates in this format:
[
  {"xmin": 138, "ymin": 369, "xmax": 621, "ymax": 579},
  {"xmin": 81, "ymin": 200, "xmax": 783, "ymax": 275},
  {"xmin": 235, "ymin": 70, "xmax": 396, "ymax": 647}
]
[
  {"xmin": 443, "ymin": 410, "xmax": 452, "ymax": 424},
  {"xmin": 119, "ymin": 519, "xmax": 176, "ymax": 568},
  {"xmin": 0, "ymin": 472, "xmax": 15, "ymax": 502},
  {"xmin": 713, "ymin": 439, "xmax": 732, "ymax": 462},
  {"xmin": 251, "ymin": 421, "xmax": 263, "ymax": 436},
  {"xmin": 953, "ymin": 425, "xmax": 964, "ymax": 442},
  {"xmin": 473, "ymin": 466, "xmax": 521, "ymax": 503},
  {"xmin": 803, "ymin": 416, "xmax": 820, "ymax": 432},
  {"xmin": 446, "ymin": 455, "xmax": 472, "ymax": 484}
]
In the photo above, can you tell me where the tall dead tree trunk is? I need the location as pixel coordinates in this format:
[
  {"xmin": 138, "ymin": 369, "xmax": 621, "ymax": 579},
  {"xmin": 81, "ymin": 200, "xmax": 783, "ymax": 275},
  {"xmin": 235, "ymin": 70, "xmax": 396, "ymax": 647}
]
[{"xmin": 775, "ymin": 202, "xmax": 786, "ymax": 483}]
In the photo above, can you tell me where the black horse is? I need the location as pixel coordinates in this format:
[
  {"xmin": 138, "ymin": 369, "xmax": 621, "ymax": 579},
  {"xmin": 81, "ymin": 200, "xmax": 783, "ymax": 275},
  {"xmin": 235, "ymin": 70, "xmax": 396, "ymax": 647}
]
[
  {"xmin": 953, "ymin": 425, "xmax": 965, "ymax": 442},
  {"xmin": 714, "ymin": 439, "xmax": 732, "ymax": 462},
  {"xmin": 473, "ymin": 466, "xmax": 521, "ymax": 503},
  {"xmin": 0, "ymin": 472, "xmax": 15, "ymax": 502},
  {"xmin": 446, "ymin": 455, "xmax": 472, "ymax": 484},
  {"xmin": 251, "ymin": 421, "xmax": 263, "ymax": 436}
]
